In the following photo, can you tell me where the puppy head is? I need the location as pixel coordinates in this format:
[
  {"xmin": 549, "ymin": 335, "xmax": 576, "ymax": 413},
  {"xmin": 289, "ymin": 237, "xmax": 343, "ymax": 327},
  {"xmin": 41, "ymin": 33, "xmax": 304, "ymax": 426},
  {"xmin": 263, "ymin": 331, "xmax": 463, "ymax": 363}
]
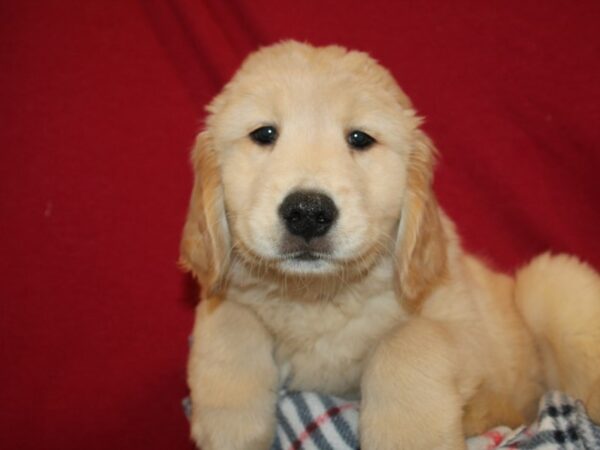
[{"xmin": 180, "ymin": 41, "xmax": 446, "ymax": 308}]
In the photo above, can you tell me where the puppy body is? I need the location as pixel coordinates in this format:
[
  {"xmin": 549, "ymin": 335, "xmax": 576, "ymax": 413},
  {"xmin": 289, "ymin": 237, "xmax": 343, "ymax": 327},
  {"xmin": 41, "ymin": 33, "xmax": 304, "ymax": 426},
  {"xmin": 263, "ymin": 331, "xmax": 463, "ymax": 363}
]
[{"xmin": 181, "ymin": 41, "xmax": 600, "ymax": 449}]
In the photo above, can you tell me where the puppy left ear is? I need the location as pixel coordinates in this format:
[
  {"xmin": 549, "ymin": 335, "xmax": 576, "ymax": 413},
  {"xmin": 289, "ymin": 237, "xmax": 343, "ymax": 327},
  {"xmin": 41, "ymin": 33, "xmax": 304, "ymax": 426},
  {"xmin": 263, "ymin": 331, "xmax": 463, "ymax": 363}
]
[
  {"xmin": 394, "ymin": 130, "xmax": 448, "ymax": 313},
  {"xmin": 180, "ymin": 131, "xmax": 231, "ymax": 298}
]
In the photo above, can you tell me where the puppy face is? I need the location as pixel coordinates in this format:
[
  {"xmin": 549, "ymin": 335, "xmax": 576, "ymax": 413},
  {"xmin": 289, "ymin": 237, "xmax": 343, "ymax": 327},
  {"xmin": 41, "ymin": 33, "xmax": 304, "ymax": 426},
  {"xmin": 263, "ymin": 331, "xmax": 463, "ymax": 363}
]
[
  {"xmin": 182, "ymin": 42, "xmax": 445, "ymax": 308},
  {"xmin": 206, "ymin": 42, "xmax": 422, "ymax": 276}
]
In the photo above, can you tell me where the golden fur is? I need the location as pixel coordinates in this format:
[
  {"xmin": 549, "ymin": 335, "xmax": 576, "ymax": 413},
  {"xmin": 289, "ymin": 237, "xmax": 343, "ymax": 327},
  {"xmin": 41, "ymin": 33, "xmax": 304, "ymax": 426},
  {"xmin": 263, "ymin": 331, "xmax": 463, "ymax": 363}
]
[{"xmin": 180, "ymin": 41, "xmax": 600, "ymax": 449}]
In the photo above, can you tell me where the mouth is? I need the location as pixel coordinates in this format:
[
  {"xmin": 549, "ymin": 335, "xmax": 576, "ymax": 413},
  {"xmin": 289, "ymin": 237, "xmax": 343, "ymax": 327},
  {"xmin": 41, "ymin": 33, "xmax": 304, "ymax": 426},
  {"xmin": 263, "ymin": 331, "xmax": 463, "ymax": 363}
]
[
  {"xmin": 279, "ymin": 234, "xmax": 333, "ymax": 261},
  {"xmin": 275, "ymin": 249, "xmax": 335, "ymax": 274},
  {"xmin": 286, "ymin": 251, "xmax": 324, "ymax": 262}
]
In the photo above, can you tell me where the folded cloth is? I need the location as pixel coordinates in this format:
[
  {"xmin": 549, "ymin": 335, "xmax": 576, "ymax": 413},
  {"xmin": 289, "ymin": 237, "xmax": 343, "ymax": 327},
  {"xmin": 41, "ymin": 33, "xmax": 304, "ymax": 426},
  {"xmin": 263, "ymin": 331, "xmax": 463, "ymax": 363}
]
[
  {"xmin": 494, "ymin": 391, "xmax": 600, "ymax": 450},
  {"xmin": 183, "ymin": 390, "xmax": 600, "ymax": 449}
]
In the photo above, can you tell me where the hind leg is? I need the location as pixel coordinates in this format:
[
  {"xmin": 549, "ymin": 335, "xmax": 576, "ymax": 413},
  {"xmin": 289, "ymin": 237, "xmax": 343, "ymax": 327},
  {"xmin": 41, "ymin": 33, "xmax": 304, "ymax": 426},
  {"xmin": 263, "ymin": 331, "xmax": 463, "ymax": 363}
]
[{"xmin": 515, "ymin": 253, "xmax": 600, "ymax": 418}]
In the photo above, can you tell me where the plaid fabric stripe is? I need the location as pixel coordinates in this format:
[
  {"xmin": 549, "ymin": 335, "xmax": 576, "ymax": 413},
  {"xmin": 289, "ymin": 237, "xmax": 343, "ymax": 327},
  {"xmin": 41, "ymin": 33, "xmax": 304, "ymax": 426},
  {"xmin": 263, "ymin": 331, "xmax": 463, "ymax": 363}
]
[{"xmin": 320, "ymin": 393, "xmax": 359, "ymax": 448}]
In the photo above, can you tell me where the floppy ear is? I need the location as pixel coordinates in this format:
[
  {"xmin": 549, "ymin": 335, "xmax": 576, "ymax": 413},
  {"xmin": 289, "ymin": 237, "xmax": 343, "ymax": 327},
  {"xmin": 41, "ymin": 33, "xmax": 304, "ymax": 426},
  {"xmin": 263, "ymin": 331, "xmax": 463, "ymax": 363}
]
[
  {"xmin": 394, "ymin": 130, "xmax": 448, "ymax": 313},
  {"xmin": 180, "ymin": 131, "xmax": 230, "ymax": 298}
]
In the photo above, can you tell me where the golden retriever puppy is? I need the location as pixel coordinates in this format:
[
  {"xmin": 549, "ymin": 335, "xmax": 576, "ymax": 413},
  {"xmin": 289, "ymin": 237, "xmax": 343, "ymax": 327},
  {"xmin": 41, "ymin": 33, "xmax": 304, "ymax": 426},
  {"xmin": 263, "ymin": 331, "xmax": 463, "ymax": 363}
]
[{"xmin": 180, "ymin": 41, "xmax": 600, "ymax": 449}]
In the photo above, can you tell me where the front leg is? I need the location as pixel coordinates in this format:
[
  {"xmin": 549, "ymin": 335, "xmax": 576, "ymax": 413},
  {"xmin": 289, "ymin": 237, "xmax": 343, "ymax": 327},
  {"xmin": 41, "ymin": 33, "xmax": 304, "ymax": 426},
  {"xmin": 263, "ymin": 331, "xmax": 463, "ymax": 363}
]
[
  {"xmin": 188, "ymin": 297, "xmax": 278, "ymax": 450},
  {"xmin": 360, "ymin": 319, "xmax": 466, "ymax": 450}
]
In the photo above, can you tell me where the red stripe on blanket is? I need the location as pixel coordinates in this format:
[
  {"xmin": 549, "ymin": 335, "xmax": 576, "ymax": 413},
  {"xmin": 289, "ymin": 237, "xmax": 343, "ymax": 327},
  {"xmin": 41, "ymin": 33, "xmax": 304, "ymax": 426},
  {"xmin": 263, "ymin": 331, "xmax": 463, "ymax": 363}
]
[
  {"xmin": 288, "ymin": 403, "xmax": 355, "ymax": 450},
  {"xmin": 484, "ymin": 430, "xmax": 505, "ymax": 449}
]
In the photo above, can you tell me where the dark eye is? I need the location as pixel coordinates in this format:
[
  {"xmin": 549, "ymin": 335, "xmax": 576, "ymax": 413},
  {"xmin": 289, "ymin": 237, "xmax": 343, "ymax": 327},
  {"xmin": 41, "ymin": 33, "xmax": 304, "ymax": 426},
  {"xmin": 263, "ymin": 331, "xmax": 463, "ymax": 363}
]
[
  {"xmin": 249, "ymin": 125, "xmax": 278, "ymax": 146},
  {"xmin": 347, "ymin": 130, "xmax": 376, "ymax": 150}
]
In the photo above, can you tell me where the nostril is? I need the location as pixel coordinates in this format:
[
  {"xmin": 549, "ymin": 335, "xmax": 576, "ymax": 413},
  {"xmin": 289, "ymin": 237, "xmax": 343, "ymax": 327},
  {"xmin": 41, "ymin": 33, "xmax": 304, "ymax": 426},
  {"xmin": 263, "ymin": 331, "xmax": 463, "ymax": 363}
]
[
  {"xmin": 286, "ymin": 210, "xmax": 302, "ymax": 222},
  {"xmin": 279, "ymin": 190, "xmax": 338, "ymax": 241}
]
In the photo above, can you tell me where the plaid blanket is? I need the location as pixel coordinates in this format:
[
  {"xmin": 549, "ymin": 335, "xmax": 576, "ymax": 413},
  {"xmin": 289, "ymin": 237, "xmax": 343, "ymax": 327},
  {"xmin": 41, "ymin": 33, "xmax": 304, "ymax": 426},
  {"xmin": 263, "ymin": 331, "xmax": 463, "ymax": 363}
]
[{"xmin": 183, "ymin": 390, "xmax": 600, "ymax": 449}]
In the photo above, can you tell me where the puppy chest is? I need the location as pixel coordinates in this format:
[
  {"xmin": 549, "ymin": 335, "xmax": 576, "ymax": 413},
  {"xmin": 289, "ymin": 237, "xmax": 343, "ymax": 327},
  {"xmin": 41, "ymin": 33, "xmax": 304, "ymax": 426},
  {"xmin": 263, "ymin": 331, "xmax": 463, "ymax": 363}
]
[{"xmin": 254, "ymin": 293, "xmax": 403, "ymax": 395}]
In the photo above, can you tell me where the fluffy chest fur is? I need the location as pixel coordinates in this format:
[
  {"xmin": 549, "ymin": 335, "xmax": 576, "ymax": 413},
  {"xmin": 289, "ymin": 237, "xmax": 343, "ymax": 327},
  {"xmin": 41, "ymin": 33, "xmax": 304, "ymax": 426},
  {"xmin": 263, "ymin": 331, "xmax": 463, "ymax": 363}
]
[{"xmin": 230, "ymin": 257, "xmax": 405, "ymax": 396}]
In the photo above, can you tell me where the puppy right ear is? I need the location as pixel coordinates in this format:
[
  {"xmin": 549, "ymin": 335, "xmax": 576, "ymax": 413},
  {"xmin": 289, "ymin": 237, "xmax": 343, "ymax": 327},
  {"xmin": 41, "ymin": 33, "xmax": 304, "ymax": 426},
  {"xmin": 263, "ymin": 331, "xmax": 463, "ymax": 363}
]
[
  {"xmin": 393, "ymin": 130, "xmax": 448, "ymax": 313},
  {"xmin": 180, "ymin": 131, "xmax": 230, "ymax": 297}
]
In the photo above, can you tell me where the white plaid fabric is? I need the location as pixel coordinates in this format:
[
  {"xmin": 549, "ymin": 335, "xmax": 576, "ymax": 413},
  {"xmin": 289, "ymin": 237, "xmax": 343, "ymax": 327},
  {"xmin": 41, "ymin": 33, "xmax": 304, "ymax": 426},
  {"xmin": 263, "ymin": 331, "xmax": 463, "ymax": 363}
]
[{"xmin": 272, "ymin": 390, "xmax": 359, "ymax": 450}]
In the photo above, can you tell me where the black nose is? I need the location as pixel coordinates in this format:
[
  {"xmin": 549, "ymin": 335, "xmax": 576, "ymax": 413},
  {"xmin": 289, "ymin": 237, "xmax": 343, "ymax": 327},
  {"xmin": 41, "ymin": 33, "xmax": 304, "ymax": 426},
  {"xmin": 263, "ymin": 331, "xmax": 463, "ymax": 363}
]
[{"xmin": 279, "ymin": 191, "xmax": 338, "ymax": 241}]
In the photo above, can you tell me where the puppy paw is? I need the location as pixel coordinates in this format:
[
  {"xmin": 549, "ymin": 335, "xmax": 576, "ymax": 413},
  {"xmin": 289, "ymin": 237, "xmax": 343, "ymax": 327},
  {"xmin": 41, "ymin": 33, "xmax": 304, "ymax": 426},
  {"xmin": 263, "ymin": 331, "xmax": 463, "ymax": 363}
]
[
  {"xmin": 190, "ymin": 404, "xmax": 275, "ymax": 450},
  {"xmin": 360, "ymin": 408, "xmax": 466, "ymax": 450}
]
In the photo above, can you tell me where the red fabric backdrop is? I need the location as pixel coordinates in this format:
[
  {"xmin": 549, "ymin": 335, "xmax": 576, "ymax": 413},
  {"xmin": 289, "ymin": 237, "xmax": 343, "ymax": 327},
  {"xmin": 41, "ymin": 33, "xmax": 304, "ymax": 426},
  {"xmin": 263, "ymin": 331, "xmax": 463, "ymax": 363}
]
[{"xmin": 1, "ymin": 1, "xmax": 599, "ymax": 449}]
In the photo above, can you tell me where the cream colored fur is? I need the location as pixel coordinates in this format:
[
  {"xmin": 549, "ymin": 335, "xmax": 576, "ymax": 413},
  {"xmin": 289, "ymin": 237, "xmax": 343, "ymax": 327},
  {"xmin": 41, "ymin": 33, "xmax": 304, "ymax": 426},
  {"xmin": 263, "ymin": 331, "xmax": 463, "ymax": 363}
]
[{"xmin": 180, "ymin": 41, "xmax": 600, "ymax": 450}]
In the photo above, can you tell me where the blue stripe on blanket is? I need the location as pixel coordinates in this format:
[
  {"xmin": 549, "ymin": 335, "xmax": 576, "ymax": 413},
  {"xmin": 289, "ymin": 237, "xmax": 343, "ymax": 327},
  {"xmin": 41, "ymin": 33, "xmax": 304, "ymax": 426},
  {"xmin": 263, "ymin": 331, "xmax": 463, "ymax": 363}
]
[
  {"xmin": 320, "ymin": 394, "xmax": 359, "ymax": 449},
  {"xmin": 292, "ymin": 392, "xmax": 336, "ymax": 450},
  {"xmin": 276, "ymin": 395, "xmax": 302, "ymax": 449}
]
